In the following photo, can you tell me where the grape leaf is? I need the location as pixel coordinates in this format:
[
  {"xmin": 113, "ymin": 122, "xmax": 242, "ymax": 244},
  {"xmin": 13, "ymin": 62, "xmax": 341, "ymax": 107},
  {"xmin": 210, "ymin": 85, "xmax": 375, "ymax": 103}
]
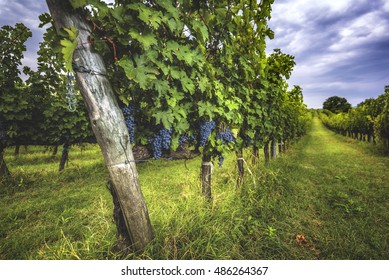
[{"xmin": 128, "ymin": 31, "xmax": 157, "ymax": 49}]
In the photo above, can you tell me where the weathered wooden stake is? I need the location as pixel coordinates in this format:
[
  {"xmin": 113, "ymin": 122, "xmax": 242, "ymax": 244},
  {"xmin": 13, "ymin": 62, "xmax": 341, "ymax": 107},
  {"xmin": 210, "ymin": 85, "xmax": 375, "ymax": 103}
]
[
  {"xmin": 0, "ymin": 145, "xmax": 10, "ymax": 178},
  {"xmin": 236, "ymin": 149, "xmax": 244, "ymax": 187},
  {"xmin": 14, "ymin": 145, "xmax": 20, "ymax": 157},
  {"xmin": 271, "ymin": 139, "xmax": 277, "ymax": 159},
  {"xmin": 264, "ymin": 142, "xmax": 270, "ymax": 164},
  {"xmin": 59, "ymin": 141, "xmax": 70, "ymax": 172},
  {"xmin": 52, "ymin": 145, "xmax": 58, "ymax": 157},
  {"xmin": 201, "ymin": 153, "xmax": 212, "ymax": 201},
  {"xmin": 252, "ymin": 146, "xmax": 259, "ymax": 165},
  {"xmin": 46, "ymin": 0, "xmax": 154, "ymax": 251}
]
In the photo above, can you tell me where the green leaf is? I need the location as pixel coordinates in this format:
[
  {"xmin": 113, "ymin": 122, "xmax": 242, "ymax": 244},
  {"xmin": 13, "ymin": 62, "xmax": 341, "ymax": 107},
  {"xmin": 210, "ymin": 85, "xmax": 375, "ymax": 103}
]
[
  {"xmin": 118, "ymin": 55, "xmax": 159, "ymax": 90},
  {"xmin": 166, "ymin": 96, "xmax": 177, "ymax": 108},
  {"xmin": 60, "ymin": 26, "xmax": 78, "ymax": 72},
  {"xmin": 198, "ymin": 75, "xmax": 209, "ymax": 92},
  {"xmin": 38, "ymin": 13, "xmax": 52, "ymax": 28},
  {"xmin": 198, "ymin": 101, "xmax": 214, "ymax": 118},
  {"xmin": 192, "ymin": 20, "xmax": 208, "ymax": 43},
  {"xmin": 60, "ymin": 39, "xmax": 77, "ymax": 73},
  {"xmin": 169, "ymin": 66, "xmax": 181, "ymax": 79},
  {"xmin": 129, "ymin": 3, "xmax": 163, "ymax": 29},
  {"xmin": 180, "ymin": 76, "xmax": 195, "ymax": 94},
  {"xmin": 128, "ymin": 31, "xmax": 157, "ymax": 49},
  {"xmin": 153, "ymin": 80, "xmax": 169, "ymax": 96},
  {"xmin": 153, "ymin": 110, "xmax": 174, "ymax": 129},
  {"xmin": 110, "ymin": 6, "xmax": 124, "ymax": 21},
  {"xmin": 171, "ymin": 135, "xmax": 179, "ymax": 151},
  {"xmin": 156, "ymin": 0, "xmax": 179, "ymax": 20}
]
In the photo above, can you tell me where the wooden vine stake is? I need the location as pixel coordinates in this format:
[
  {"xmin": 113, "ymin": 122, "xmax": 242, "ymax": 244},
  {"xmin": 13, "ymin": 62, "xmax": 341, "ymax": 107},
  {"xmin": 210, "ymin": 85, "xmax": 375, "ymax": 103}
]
[
  {"xmin": 236, "ymin": 149, "xmax": 244, "ymax": 187},
  {"xmin": 46, "ymin": 0, "xmax": 154, "ymax": 252},
  {"xmin": 0, "ymin": 145, "xmax": 10, "ymax": 178},
  {"xmin": 271, "ymin": 139, "xmax": 277, "ymax": 159},
  {"xmin": 201, "ymin": 153, "xmax": 212, "ymax": 201}
]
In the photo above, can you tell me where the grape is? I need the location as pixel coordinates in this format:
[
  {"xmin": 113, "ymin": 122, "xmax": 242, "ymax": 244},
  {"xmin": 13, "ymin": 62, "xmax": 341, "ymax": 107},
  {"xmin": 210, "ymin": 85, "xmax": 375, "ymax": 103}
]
[
  {"xmin": 148, "ymin": 134, "xmax": 163, "ymax": 159},
  {"xmin": 216, "ymin": 128, "xmax": 235, "ymax": 144},
  {"xmin": 121, "ymin": 104, "xmax": 136, "ymax": 144},
  {"xmin": 148, "ymin": 126, "xmax": 172, "ymax": 159},
  {"xmin": 159, "ymin": 127, "xmax": 172, "ymax": 150},
  {"xmin": 199, "ymin": 120, "xmax": 216, "ymax": 146}
]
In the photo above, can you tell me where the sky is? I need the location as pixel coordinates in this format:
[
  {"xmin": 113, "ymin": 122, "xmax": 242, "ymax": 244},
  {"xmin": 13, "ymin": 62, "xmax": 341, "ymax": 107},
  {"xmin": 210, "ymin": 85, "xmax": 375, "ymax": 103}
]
[
  {"xmin": 265, "ymin": 0, "xmax": 389, "ymax": 108},
  {"xmin": 1, "ymin": 0, "xmax": 388, "ymax": 108}
]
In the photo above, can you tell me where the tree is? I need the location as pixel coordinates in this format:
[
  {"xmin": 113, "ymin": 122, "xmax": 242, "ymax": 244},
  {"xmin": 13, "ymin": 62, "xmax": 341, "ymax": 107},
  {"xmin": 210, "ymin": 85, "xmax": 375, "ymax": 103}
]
[
  {"xmin": 323, "ymin": 96, "xmax": 352, "ymax": 113},
  {"xmin": 45, "ymin": 0, "xmax": 153, "ymax": 252},
  {"xmin": 0, "ymin": 23, "xmax": 32, "ymax": 178},
  {"xmin": 23, "ymin": 22, "xmax": 94, "ymax": 171}
]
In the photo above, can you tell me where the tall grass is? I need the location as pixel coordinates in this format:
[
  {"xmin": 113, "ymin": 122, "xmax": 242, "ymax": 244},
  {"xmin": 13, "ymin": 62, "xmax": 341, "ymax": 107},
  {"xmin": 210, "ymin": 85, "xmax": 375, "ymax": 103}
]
[{"xmin": 1, "ymin": 120, "xmax": 388, "ymax": 260}]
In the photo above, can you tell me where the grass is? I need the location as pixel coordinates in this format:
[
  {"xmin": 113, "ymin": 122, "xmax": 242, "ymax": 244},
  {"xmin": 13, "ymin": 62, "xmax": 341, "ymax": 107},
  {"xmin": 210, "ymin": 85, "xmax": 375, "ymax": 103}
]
[{"xmin": 0, "ymin": 118, "xmax": 388, "ymax": 259}]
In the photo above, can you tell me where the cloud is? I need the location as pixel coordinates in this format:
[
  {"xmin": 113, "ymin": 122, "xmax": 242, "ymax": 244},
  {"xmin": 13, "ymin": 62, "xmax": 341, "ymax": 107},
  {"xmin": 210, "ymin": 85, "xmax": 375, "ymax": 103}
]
[
  {"xmin": 266, "ymin": 0, "xmax": 389, "ymax": 108},
  {"xmin": 1, "ymin": 0, "xmax": 388, "ymax": 109},
  {"xmin": 1, "ymin": 0, "xmax": 49, "ymax": 72}
]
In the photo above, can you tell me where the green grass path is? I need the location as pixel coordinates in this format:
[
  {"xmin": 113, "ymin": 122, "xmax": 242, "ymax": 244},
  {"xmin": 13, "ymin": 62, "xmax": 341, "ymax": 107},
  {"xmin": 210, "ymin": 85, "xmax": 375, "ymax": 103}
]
[
  {"xmin": 271, "ymin": 117, "xmax": 389, "ymax": 259},
  {"xmin": 0, "ymin": 117, "xmax": 387, "ymax": 260}
]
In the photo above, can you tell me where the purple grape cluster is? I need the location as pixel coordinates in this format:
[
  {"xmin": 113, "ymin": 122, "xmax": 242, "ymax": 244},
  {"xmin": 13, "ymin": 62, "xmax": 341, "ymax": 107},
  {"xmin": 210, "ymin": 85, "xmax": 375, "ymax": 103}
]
[
  {"xmin": 199, "ymin": 120, "xmax": 216, "ymax": 146},
  {"xmin": 121, "ymin": 104, "xmax": 136, "ymax": 144},
  {"xmin": 216, "ymin": 128, "xmax": 235, "ymax": 144},
  {"xmin": 148, "ymin": 126, "xmax": 172, "ymax": 159}
]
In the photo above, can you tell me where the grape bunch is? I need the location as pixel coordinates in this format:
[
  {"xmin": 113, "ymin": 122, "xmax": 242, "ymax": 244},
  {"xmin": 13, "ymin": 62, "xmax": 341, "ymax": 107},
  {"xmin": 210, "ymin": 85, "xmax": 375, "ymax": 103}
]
[
  {"xmin": 216, "ymin": 128, "xmax": 235, "ymax": 144},
  {"xmin": 199, "ymin": 120, "xmax": 216, "ymax": 146},
  {"xmin": 148, "ymin": 126, "xmax": 172, "ymax": 159},
  {"xmin": 121, "ymin": 104, "xmax": 136, "ymax": 144}
]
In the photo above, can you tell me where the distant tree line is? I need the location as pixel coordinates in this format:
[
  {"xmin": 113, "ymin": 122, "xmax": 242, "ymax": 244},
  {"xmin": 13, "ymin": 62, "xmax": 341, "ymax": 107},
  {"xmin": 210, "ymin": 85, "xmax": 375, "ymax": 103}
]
[{"xmin": 319, "ymin": 90, "xmax": 389, "ymax": 150}]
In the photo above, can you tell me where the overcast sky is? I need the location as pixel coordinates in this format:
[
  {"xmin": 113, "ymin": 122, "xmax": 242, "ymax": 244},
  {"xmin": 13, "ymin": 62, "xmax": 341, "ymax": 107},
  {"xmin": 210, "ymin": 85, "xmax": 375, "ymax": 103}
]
[
  {"xmin": 266, "ymin": 0, "xmax": 389, "ymax": 108},
  {"xmin": 1, "ymin": 0, "xmax": 388, "ymax": 108}
]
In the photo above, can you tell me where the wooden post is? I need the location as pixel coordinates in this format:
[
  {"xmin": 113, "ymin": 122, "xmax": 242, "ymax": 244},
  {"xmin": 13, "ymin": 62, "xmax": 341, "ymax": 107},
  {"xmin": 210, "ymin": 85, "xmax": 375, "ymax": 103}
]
[
  {"xmin": 252, "ymin": 146, "xmax": 259, "ymax": 165},
  {"xmin": 271, "ymin": 139, "xmax": 277, "ymax": 159},
  {"xmin": 0, "ymin": 144, "xmax": 10, "ymax": 178},
  {"xmin": 14, "ymin": 145, "xmax": 20, "ymax": 157},
  {"xmin": 278, "ymin": 140, "xmax": 283, "ymax": 154},
  {"xmin": 46, "ymin": 0, "xmax": 153, "ymax": 251},
  {"xmin": 59, "ymin": 139, "xmax": 70, "ymax": 172},
  {"xmin": 201, "ymin": 153, "xmax": 212, "ymax": 201},
  {"xmin": 52, "ymin": 145, "xmax": 58, "ymax": 157},
  {"xmin": 264, "ymin": 142, "xmax": 269, "ymax": 163},
  {"xmin": 236, "ymin": 149, "xmax": 244, "ymax": 187}
]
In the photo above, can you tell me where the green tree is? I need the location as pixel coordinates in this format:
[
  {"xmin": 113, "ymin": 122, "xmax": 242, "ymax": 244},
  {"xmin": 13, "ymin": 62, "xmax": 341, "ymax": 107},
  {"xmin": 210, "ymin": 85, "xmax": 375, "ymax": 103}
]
[
  {"xmin": 0, "ymin": 23, "xmax": 32, "ymax": 177},
  {"xmin": 24, "ymin": 21, "xmax": 94, "ymax": 170},
  {"xmin": 323, "ymin": 96, "xmax": 352, "ymax": 113}
]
